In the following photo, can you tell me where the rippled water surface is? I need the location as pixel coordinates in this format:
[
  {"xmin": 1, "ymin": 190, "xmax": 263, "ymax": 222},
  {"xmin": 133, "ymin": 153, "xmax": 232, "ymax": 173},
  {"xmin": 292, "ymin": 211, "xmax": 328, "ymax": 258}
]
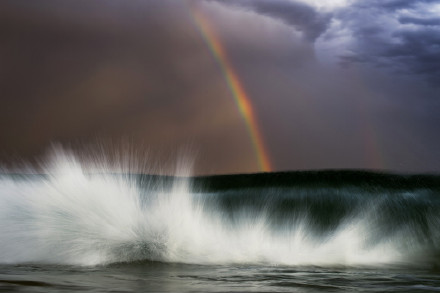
[{"xmin": 1, "ymin": 263, "xmax": 440, "ymax": 292}]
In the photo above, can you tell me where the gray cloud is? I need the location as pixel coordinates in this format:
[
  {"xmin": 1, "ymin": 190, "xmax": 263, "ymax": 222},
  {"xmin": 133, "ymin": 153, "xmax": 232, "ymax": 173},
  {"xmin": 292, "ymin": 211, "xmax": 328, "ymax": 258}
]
[
  {"xmin": 382, "ymin": 29, "xmax": 440, "ymax": 83},
  {"xmin": 333, "ymin": 0, "xmax": 440, "ymax": 86},
  {"xmin": 212, "ymin": 0, "xmax": 331, "ymax": 41},
  {"xmin": 399, "ymin": 16, "xmax": 440, "ymax": 26},
  {"xmin": 1, "ymin": 0, "xmax": 439, "ymax": 174},
  {"xmin": 215, "ymin": 0, "xmax": 440, "ymax": 86},
  {"xmin": 358, "ymin": 0, "xmax": 440, "ymax": 11}
]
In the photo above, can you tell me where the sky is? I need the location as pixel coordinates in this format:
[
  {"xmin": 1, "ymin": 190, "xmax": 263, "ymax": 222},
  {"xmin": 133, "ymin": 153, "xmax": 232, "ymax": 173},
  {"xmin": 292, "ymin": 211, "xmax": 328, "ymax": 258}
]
[{"xmin": 0, "ymin": 0, "xmax": 439, "ymax": 175}]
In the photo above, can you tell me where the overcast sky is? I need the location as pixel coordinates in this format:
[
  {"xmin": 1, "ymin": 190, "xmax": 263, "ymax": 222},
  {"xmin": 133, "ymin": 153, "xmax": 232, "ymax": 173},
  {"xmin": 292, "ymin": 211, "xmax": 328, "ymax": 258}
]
[{"xmin": 0, "ymin": 0, "xmax": 439, "ymax": 174}]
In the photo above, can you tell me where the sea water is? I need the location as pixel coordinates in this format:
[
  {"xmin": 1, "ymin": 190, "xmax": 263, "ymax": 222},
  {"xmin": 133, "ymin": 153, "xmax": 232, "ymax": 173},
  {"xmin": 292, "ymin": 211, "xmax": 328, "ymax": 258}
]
[{"xmin": 0, "ymin": 151, "xmax": 439, "ymax": 292}]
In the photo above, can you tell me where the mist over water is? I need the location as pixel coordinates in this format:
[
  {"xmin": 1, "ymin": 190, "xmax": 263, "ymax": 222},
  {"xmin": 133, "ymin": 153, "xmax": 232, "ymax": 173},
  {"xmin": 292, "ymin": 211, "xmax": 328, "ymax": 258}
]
[{"xmin": 0, "ymin": 150, "xmax": 439, "ymax": 268}]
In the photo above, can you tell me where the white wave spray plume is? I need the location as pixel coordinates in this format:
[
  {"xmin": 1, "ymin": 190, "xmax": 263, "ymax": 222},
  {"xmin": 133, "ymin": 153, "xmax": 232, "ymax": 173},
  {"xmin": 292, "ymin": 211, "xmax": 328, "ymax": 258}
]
[{"xmin": 0, "ymin": 148, "xmax": 436, "ymax": 266}]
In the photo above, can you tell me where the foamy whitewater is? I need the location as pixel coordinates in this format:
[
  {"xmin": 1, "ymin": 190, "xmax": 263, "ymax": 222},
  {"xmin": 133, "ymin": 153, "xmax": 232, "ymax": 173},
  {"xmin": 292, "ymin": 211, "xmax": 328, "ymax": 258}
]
[{"xmin": 0, "ymin": 151, "xmax": 439, "ymax": 268}]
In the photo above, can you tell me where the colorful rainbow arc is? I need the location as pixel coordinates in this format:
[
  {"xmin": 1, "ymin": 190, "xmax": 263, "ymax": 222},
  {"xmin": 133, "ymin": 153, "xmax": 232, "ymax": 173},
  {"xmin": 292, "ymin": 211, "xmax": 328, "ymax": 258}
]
[{"xmin": 190, "ymin": 7, "xmax": 272, "ymax": 172}]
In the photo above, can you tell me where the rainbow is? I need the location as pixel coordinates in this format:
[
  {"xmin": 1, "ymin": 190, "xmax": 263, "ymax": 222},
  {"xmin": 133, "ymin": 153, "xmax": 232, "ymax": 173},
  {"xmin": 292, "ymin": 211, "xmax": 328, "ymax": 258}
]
[{"xmin": 189, "ymin": 6, "xmax": 272, "ymax": 172}]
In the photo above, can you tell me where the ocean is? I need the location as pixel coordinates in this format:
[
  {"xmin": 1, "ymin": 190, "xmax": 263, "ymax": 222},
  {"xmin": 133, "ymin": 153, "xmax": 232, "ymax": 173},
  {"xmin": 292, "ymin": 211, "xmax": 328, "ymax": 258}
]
[{"xmin": 1, "ymin": 156, "xmax": 440, "ymax": 292}]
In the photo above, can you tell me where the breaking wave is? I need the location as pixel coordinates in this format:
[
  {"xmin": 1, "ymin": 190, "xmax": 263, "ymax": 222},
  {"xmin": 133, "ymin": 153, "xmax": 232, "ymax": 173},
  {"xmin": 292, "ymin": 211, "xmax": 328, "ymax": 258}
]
[{"xmin": 0, "ymin": 151, "xmax": 439, "ymax": 267}]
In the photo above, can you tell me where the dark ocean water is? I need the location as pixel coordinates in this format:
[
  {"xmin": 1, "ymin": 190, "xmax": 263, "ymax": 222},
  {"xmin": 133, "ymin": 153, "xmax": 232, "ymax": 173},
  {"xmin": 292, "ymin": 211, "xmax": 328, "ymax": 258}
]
[
  {"xmin": 2, "ymin": 263, "xmax": 440, "ymax": 292},
  {"xmin": 1, "ymin": 156, "xmax": 440, "ymax": 292}
]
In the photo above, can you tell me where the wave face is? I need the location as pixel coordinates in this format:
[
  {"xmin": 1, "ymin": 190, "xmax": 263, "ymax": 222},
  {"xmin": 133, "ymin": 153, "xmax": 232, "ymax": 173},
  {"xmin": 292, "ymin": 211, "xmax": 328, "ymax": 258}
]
[{"xmin": 1, "ymin": 153, "xmax": 440, "ymax": 267}]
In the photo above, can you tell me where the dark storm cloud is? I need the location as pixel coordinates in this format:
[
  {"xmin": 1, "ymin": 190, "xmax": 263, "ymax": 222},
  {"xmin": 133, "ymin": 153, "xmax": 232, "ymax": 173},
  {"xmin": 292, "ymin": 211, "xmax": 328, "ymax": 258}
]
[
  {"xmin": 203, "ymin": 0, "xmax": 440, "ymax": 172},
  {"xmin": 333, "ymin": 0, "xmax": 440, "ymax": 86},
  {"xmin": 211, "ymin": 0, "xmax": 331, "ymax": 41},
  {"xmin": 381, "ymin": 29, "xmax": 440, "ymax": 83},
  {"xmin": 399, "ymin": 16, "xmax": 440, "ymax": 26},
  {"xmin": 1, "ymin": 0, "xmax": 439, "ymax": 174},
  {"xmin": 374, "ymin": 0, "xmax": 439, "ymax": 10},
  {"xmin": 214, "ymin": 0, "xmax": 440, "ymax": 86},
  {"xmin": 339, "ymin": 26, "xmax": 440, "ymax": 85}
]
